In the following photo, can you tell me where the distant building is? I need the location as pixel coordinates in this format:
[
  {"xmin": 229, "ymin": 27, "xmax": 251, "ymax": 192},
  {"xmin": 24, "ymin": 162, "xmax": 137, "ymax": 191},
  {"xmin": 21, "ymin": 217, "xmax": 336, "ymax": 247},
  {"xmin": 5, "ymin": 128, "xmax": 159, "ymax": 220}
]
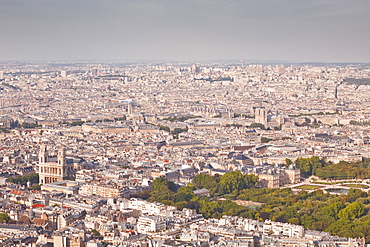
[
  {"xmin": 137, "ymin": 215, "xmax": 166, "ymax": 234},
  {"xmin": 41, "ymin": 180, "xmax": 80, "ymax": 195},
  {"xmin": 82, "ymin": 123, "xmax": 132, "ymax": 134},
  {"xmin": 38, "ymin": 145, "xmax": 74, "ymax": 184},
  {"xmin": 254, "ymin": 107, "xmax": 285, "ymax": 129},
  {"xmin": 191, "ymin": 64, "xmax": 200, "ymax": 73},
  {"xmin": 79, "ymin": 183, "xmax": 126, "ymax": 198},
  {"xmin": 254, "ymin": 107, "xmax": 267, "ymax": 127},
  {"xmin": 242, "ymin": 164, "xmax": 301, "ymax": 188},
  {"xmin": 0, "ymin": 116, "xmax": 14, "ymax": 128},
  {"xmin": 193, "ymin": 188, "xmax": 210, "ymax": 197}
]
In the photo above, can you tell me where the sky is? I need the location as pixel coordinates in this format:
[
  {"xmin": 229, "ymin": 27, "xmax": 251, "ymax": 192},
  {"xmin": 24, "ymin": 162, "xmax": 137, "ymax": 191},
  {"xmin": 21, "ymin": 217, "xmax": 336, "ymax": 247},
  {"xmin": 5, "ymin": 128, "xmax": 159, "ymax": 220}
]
[{"xmin": 0, "ymin": 0, "xmax": 369, "ymax": 63}]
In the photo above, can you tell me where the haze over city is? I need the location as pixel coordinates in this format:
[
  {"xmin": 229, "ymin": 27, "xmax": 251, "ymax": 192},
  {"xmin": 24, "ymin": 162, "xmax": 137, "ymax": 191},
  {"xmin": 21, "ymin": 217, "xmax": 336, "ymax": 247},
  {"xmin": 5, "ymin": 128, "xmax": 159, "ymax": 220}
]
[
  {"xmin": 2, "ymin": 1, "xmax": 370, "ymax": 246},
  {"xmin": 1, "ymin": 0, "xmax": 369, "ymax": 63}
]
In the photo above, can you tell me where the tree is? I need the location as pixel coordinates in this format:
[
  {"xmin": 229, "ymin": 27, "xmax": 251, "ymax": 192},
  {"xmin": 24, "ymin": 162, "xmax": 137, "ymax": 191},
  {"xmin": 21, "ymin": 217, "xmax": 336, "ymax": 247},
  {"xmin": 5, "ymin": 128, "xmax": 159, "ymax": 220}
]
[
  {"xmin": 150, "ymin": 177, "xmax": 177, "ymax": 203},
  {"xmin": 0, "ymin": 213, "xmax": 10, "ymax": 223},
  {"xmin": 159, "ymin": 125, "xmax": 170, "ymax": 132},
  {"xmin": 295, "ymin": 156, "xmax": 326, "ymax": 177},
  {"xmin": 25, "ymin": 173, "xmax": 39, "ymax": 184},
  {"xmin": 243, "ymin": 174, "xmax": 259, "ymax": 189},
  {"xmin": 192, "ymin": 174, "xmax": 217, "ymax": 190},
  {"xmin": 261, "ymin": 137, "xmax": 273, "ymax": 143},
  {"xmin": 217, "ymin": 171, "xmax": 258, "ymax": 195},
  {"xmin": 172, "ymin": 128, "xmax": 188, "ymax": 135},
  {"xmin": 249, "ymin": 123, "xmax": 266, "ymax": 130},
  {"xmin": 91, "ymin": 229, "xmax": 101, "ymax": 236},
  {"xmin": 9, "ymin": 174, "xmax": 39, "ymax": 185},
  {"xmin": 21, "ymin": 122, "xmax": 40, "ymax": 128},
  {"xmin": 346, "ymin": 189, "xmax": 368, "ymax": 202},
  {"xmin": 338, "ymin": 202, "xmax": 365, "ymax": 221},
  {"xmin": 151, "ymin": 177, "xmax": 176, "ymax": 192},
  {"xmin": 30, "ymin": 184, "xmax": 41, "ymax": 190},
  {"xmin": 175, "ymin": 185, "xmax": 195, "ymax": 203},
  {"xmin": 218, "ymin": 171, "xmax": 245, "ymax": 195},
  {"xmin": 196, "ymin": 197, "xmax": 221, "ymax": 218},
  {"xmin": 320, "ymin": 201, "xmax": 345, "ymax": 219},
  {"xmin": 285, "ymin": 158, "xmax": 292, "ymax": 166},
  {"xmin": 300, "ymin": 214, "xmax": 314, "ymax": 228},
  {"xmin": 288, "ymin": 217, "xmax": 300, "ymax": 225}
]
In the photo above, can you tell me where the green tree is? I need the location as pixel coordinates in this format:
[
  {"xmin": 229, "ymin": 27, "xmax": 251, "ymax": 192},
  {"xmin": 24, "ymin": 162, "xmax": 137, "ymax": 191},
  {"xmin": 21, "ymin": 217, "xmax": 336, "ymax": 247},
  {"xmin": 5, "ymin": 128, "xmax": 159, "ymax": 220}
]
[
  {"xmin": 196, "ymin": 197, "xmax": 221, "ymax": 218},
  {"xmin": 192, "ymin": 174, "xmax": 217, "ymax": 190},
  {"xmin": 0, "ymin": 213, "xmax": 10, "ymax": 223},
  {"xmin": 320, "ymin": 201, "xmax": 345, "ymax": 219},
  {"xmin": 346, "ymin": 189, "xmax": 368, "ymax": 202},
  {"xmin": 175, "ymin": 185, "xmax": 195, "ymax": 203},
  {"xmin": 218, "ymin": 171, "xmax": 245, "ymax": 195},
  {"xmin": 9, "ymin": 174, "xmax": 39, "ymax": 185},
  {"xmin": 261, "ymin": 137, "xmax": 273, "ymax": 143},
  {"xmin": 24, "ymin": 173, "xmax": 39, "ymax": 184},
  {"xmin": 295, "ymin": 156, "xmax": 326, "ymax": 177},
  {"xmin": 159, "ymin": 125, "xmax": 170, "ymax": 132},
  {"xmin": 91, "ymin": 229, "xmax": 101, "ymax": 236},
  {"xmin": 30, "ymin": 184, "xmax": 41, "ymax": 190},
  {"xmin": 338, "ymin": 202, "xmax": 365, "ymax": 221},
  {"xmin": 217, "ymin": 171, "xmax": 258, "ymax": 195},
  {"xmin": 21, "ymin": 122, "xmax": 40, "ymax": 128},
  {"xmin": 249, "ymin": 123, "xmax": 266, "ymax": 130},
  {"xmin": 300, "ymin": 214, "xmax": 315, "ymax": 228},
  {"xmin": 152, "ymin": 177, "xmax": 176, "ymax": 192},
  {"xmin": 150, "ymin": 177, "xmax": 177, "ymax": 202},
  {"xmin": 285, "ymin": 158, "xmax": 293, "ymax": 166},
  {"xmin": 172, "ymin": 128, "xmax": 188, "ymax": 135},
  {"xmin": 243, "ymin": 174, "xmax": 259, "ymax": 189}
]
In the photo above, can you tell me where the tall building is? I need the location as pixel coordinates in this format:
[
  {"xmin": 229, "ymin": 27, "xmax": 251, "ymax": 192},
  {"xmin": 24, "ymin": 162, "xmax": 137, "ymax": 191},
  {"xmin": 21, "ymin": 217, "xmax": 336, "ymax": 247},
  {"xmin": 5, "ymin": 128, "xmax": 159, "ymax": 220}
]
[
  {"xmin": 254, "ymin": 107, "xmax": 285, "ymax": 128},
  {"xmin": 191, "ymin": 64, "xmax": 200, "ymax": 73},
  {"xmin": 127, "ymin": 103, "xmax": 133, "ymax": 115},
  {"xmin": 39, "ymin": 145, "xmax": 74, "ymax": 184},
  {"xmin": 254, "ymin": 107, "xmax": 267, "ymax": 127},
  {"xmin": 0, "ymin": 71, "xmax": 4, "ymax": 80}
]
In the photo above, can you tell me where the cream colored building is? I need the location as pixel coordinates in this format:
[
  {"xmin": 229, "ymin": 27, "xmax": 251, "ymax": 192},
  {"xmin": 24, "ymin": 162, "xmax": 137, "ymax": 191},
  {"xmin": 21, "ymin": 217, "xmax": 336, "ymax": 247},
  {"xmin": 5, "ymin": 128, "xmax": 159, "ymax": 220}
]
[
  {"xmin": 79, "ymin": 183, "xmax": 125, "ymax": 198},
  {"xmin": 137, "ymin": 215, "xmax": 166, "ymax": 234},
  {"xmin": 38, "ymin": 145, "xmax": 74, "ymax": 184}
]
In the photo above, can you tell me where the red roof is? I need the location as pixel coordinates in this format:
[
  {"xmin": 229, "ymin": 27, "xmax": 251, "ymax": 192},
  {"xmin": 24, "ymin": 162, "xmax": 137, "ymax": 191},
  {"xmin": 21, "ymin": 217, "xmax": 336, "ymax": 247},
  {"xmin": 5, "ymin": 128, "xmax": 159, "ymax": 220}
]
[{"xmin": 10, "ymin": 190, "xmax": 22, "ymax": 195}]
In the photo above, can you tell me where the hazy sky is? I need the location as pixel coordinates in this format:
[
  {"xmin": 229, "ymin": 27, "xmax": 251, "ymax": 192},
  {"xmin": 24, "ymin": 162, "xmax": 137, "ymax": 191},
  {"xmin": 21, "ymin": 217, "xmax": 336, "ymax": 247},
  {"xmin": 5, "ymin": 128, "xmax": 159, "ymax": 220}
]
[{"xmin": 0, "ymin": 0, "xmax": 369, "ymax": 62}]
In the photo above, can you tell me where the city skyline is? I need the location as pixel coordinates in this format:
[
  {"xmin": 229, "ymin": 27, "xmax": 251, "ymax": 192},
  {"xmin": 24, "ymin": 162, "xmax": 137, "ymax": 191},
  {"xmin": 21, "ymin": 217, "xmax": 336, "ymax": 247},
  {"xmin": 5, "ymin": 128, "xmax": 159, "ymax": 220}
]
[
  {"xmin": 1, "ymin": 0, "xmax": 369, "ymax": 63},
  {"xmin": 1, "ymin": 58, "xmax": 370, "ymax": 244}
]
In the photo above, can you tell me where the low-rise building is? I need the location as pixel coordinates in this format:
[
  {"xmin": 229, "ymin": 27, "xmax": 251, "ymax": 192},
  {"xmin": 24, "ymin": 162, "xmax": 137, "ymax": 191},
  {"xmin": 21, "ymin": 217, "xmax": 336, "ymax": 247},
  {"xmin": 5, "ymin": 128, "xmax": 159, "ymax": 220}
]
[{"xmin": 137, "ymin": 215, "xmax": 166, "ymax": 234}]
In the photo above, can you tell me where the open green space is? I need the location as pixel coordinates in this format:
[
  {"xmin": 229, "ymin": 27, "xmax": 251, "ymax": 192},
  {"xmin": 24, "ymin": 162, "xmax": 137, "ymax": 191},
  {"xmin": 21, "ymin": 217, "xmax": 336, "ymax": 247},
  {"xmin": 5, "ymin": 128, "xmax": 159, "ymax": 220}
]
[
  {"xmin": 295, "ymin": 185, "xmax": 323, "ymax": 190},
  {"xmin": 334, "ymin": 180, "xmax": 362, "ymax": 184},
  {"xmin": 343, "ymin": 184, "xmax": 369, "ymax": 189},
  {"xmin": 312, "ymin": 181, "xmax": 333, "ymax": 185}
]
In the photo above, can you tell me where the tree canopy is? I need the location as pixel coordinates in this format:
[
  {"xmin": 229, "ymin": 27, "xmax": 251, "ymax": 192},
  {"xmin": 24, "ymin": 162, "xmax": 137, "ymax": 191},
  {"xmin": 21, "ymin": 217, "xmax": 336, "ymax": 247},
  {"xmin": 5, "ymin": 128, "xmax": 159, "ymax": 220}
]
[
  {"xmin": 142, "ymin": 173, "xmax": 370, "ymax": 243},
  {"xmin": 295, "ymin": 156, "xmax": 370, "ymax": 179}
]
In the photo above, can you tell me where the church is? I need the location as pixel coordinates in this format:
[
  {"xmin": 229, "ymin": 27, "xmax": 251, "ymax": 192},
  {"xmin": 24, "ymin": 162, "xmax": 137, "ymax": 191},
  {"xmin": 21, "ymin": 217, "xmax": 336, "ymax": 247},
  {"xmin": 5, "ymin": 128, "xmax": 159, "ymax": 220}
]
[
  {"xmin": 254, "ymin": 106, "xmax": 285, "ymax": 129},
  {"xmin": 38, "ymin": 145, "xmax": 84, "ymax": 184}
]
